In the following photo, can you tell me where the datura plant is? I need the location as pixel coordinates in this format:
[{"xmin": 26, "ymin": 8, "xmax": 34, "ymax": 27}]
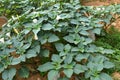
[{"xmin": 0, "ymin": 0, "xmax": 120, "ymax": 80}]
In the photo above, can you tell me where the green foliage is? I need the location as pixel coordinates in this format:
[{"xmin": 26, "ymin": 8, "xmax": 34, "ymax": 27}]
[
  {"xmin": 0, "ymin": 0, "xmax": 120, "ymax": 80},
  {"xmin": 2, "ymin": 68, "xmax": 16, "ymax": 80},
  {"xmin": 18, "ymin": 66, "xmax": 29, "ymax": 78},
  {"xmin": 95, "ymin": 27, "xmax": 120, "ymax": 72}
]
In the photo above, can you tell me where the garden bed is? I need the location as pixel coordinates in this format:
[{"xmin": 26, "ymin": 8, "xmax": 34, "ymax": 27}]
[{"xmin": 0, "ymin": 0, "xmax": 120, "ymax": 80}]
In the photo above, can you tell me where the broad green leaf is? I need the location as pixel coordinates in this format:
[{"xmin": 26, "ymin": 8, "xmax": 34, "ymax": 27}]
[
  {"xmin": 11, "ymin": 55, "xmax": 25, "ymax": 65},
  {"xmin": 55, "ymin": 43, "xmax": 64, "ymax": 52},
  {"xmin": 63, "ymin": 69, "xmax": 73, "ymax": 78},
  {"xmin": 48, "ymin": 34, "xmax": 59, "ymax": 42},
  {"xmin": 95, "ymin": 63, "xmax": 104, "ymax": 71},
  {"xmin": 103, "ymin": 61, "xmax": 114, "ymax": 69},
  {"xmin": 64, "ymin": 44, "xmax": 71, "ymax": 51},
  {"xmin": 41, "ymin": 49, "xmax": 50, "ymax": 57},
  {"xmin": 18, "ymin": 66, "xmax": 29, "ymax": 78},
  {"xmin": 52, "ymin": 54, "xmax": 61, "ymax": 63},
  {"xmin": 37, "ymin": 62, "xmax": 54, "ymax": 72},
  {"xmin": 85, "ymin": 71, "xmax": 92, "ymax": 78},
  {"xmin": 92, "ymin": 28, "xmax": 101, "ymax": 35},
  {"xmin": 71, "ymin": 47, "xmax": 79, "ymax": 52},
  {"xmin": 2, "ymin": 68, "xmax": 16, "ymax": 80},
  {"xmin": 23, "ymin": 43, "xmax": 31, "ymax": 49},
  {"xmin": 0, "ymin": 64, "xmax": 4, "ymax": 73},
  {"xmin": 59, "ymin": 51, "xmax": 66, "ymax": 56},
  {"xmin": 19, "ymin": 54, "xmax": 26, "ymax": 62},
  {"xmin": 100, "ymin": 73, "xmax": 112, "ymax": 80},
  {"xmin": 79, "ymin": 17, "xmax": 89, "ymax": 22},
  {"xmin": 79, "ymin": 30, "xmax": 89, "ymax": 36},
  {"xmin": 62, "ymin": 64, "xmax": 74, "ymax": 69},
  {"xmin": 83, "ymin": 38, "xmax": 93, "ymax": 45},
  {"xmin": 48, "ymin": 70, "xmax": 59, "ymax": 80},
  {"xmin": 26, "ymin": 49, "xmax": 37, "ymax": 58},
  {"xmin": 86, "ymin": 44, "xmax": 97, "ymax": 53},
  {"xmin": 64, "ymin": 54, "xmax": 73, "ymax": 64},
  {"xmin": 53, "ymin": 3, "xmax": 60, "ymax": 9},
  {"xmin": 75, "ymin": 54, "xmax": 89, "ymax": 61},
  {"xmin": 34, "ymin": 45, "xmax": 40, "ymax": 53},
  {"xmin": 101, "ymin": 49, "xmax": 115, "ymax": 54},
  {"xmin": 70, "ymin": 19, "xmax": 79, "ymax": 24},
  {"xmin": 33, "ymin": 27, "xmax": 40, "ymax": 35},
  {"xmin": 42, "ymin": 23, "xmax": 54, "ymax": 30},
  {"xmin": 87, "ymin": 62, "xmax": 95, "ymax": 70},
  {"xmin": 90, "ymin": 76, "xmax": 101, "ymax": 80},
  {"xmin": 11, "ymin": 57, "xmax": 21, "ymax": 65},
  {"xmin": 74, "ymin": 64, "xmax": 87, "ymax": 74},
  {"xmin": 63, "ymin": 35, "xmax": 74, "ymax": 43},
  {"xmin": 31, "ymin": 41, "xmax": 40, "ymax": 53}
]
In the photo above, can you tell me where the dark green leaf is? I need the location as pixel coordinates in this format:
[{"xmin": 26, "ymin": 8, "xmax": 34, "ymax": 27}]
[
  {"xmin": 41, "ymin": 49, "xmax": 50, "ymax": 57},
  {"xmin": 18, "ymin": 66, "xmax": 29, "ymax": 78},
  {"xmin": 48, "ymin": 34, "xmax": 59, "ymax": 42}
]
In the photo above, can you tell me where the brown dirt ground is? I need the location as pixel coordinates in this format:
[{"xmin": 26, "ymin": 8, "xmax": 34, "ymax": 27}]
[{"xmin": 82, "ymin": 0, "xmax": 120, "ymax": 6}]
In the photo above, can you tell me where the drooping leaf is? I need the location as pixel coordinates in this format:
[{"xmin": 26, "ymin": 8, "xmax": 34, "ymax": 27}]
[
  {"xmin": 74, "ymin": 64, "xmax": 88, "ymax": 74},
  {"xmin": 63, "ymin": 69, "xmax": 73, "ymax": 78},
  {"xmin": 92, "ymin": 28, "xmax": 101, "ymax": 35},
  {"xmin": 64, "ymin": 54, "xmax": 73, "ymax": 64},
  {"xmin": 48, "ymin": 34, "xmax": 59, "ymax": 42},
  {"xmin": 103, "ymin": 61, "xmax": 114, "ymax": 69},
  {"xmin": 26, "ymin": 49, "xmax": 37, "ymax": 58},
  {"xmin": 48, "ymin": 70, "xmax": 59, "ymax": 80},
  {"xmin": 2, "ymin": 68, "xmax": 16, "ymax": 80},
  {"xmin": 42, "ymin": 23, "xmax": 54, "ymax": 30},
  {"xmin": 55, "ymin": 43, "xmax": 64, "ymax": 52},
  {"xmin": 75, "ymin": 54, "xmax": 89, "ymax": 62},
  {"xmin": 79, "ymin": 30, "xmax": 89, "ymax": 36},
  {"xmin": 90, "ymin": 76, "xmax": 101, "ymax": 80},
  {"xmin": 37, "ymin": 62, "xmax": 54, "ymax": 72},
  {"xmin": 0, "ymin": 64, "xmax": 4, "ymax": 73},
  {"xmin": 100, "ymin": 73, "xmax": 112, "ymax": 80},
  {"xmin": 52, "ymin": 54, "xmax": 62, "ymax": 63}
]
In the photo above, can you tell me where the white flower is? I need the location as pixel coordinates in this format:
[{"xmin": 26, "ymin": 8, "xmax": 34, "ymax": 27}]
[
  {"xmin": 56, "ymin": 15, "xmax": 61, "ymax": 20},
  {"xmin": 96, "ymin": 8, "xmax": 101, "ymax": 11},
  {"xmin": 34, "ymin": 34, "xmax": 38, "ymax": 40},
  {"xmin": 33, "ymin": 19, "xmax": 38, "ymax": 23},
  {"xmin": 6, "ymin": 32, "xmax": 10, "ymax": 37},
  {"xmin": 102, "ymin": 7, "xmax": 105, "ymax": 10},
  {"xmin": 33, "ymin": 12, "xmax": 38, "ymax": 14},
  {"xmin": 0, "ymin": 38, "xmax": 4, "ymax": 43},
  {"xmin": 12, "ymin": 16, "xmax": 16, "ymax": 20},
  {"xmin": 7, "ymin": 24, "xmax": 11, "ymax": 27}
]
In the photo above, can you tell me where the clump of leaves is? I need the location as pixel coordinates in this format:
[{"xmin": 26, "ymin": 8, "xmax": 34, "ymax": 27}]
[
  {"xmin": 95, "ymin": 27, "xmax": 120, "ymax": 72},
  {"xmin": 0, "ymin": 0, "xmax": 120, "ymax": 80}
]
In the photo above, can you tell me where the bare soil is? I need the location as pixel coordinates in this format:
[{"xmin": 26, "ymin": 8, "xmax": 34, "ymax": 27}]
[{"xmin": 82, "ymin": 0, "xmax": 120, "ymax": 6}]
